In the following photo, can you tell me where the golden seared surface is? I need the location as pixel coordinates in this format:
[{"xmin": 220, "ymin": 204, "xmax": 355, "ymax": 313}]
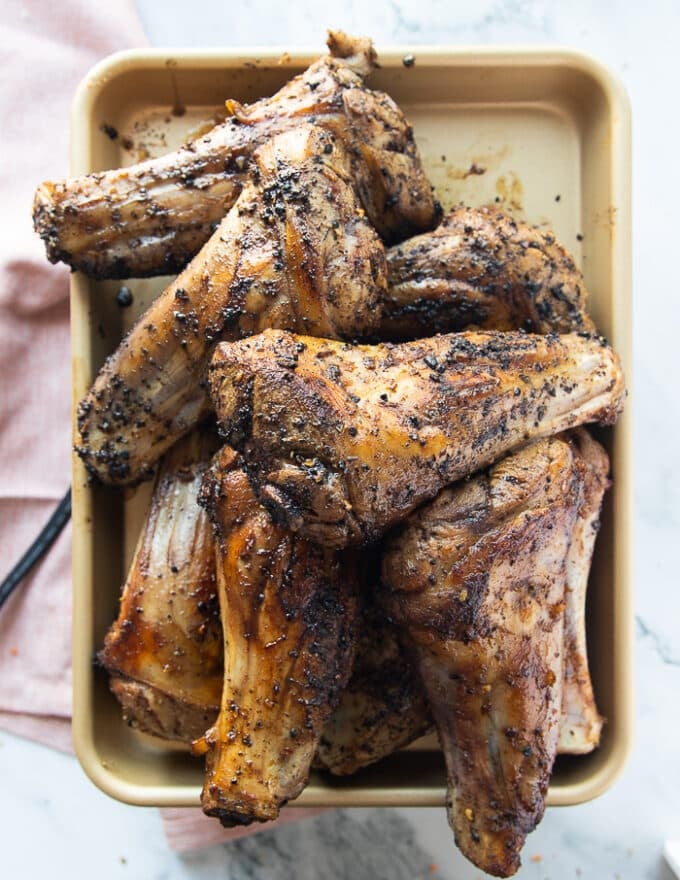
[
  {"xmin": 559, "ymin": 428, "xmax": 609, "ymax": 754},
  {"xmin": 33, "ymin": 31, "xmax": 438, "ymax": 279},
  {"xmin": 194, "ymin": 446, "xmax": 358, "ymax": 826},
  {"xmin": 75, "ymin": 125, "xmax": 388, "ymax": 486},
  {"xmin": 382, "ymin": 205, "xmax": 596, "ymax": 340},
  {"xmin": 316, "ymin": 594, "xmax": 432, "ymax": 776},
  {"xmin": 99, "ymin": 428, "xmax": 223, "ymax": 737},
  {"xmin": 209, "ymin": 328, "xmax": 625, "ymax": 547},
  {"xmin": 381, "ymin": 438, "xmax": 581, "ymax": 877}
]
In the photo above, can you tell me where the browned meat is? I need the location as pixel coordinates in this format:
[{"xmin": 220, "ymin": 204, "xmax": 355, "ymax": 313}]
[
  {"xmin": 381, "ymin": 437, "xmax": 582, "ymax": 877},
  {"xmin": 316, "ymin": 594, "xmax": 432, "ymax": 775},
  {"xmin": 193, "ymin": 445, "xmax": 357, "ymax": 826},
  {"xmin": 383, "ymin": 209, "xmax": 606, "ymax": 753},
  {"xmin": 33, "ymin": 32, "xmax": 439, "ymax": 279},
  {"xmin": 100, "ymin": 433, "xmax": 605, "ymax": 757},
  {"xmin": 99, "ymin": 428, "xmax": 222, "ymax": 743},
  {"xmin": 559, "ymin": 428, "xmax": 608, "ymax": 753},
  {"xmin": 381, "ymin": 205, "xmax": 596, "ymax": 340},
  {"xmin": 75, "ymin": 125, "xmax": 388, "ymax": 486},
  {"xmin": 209, "ymin": 329, "xmax": 625, "ymax": 548},
  {"xmin": 107, "ymin": 678, "xmax": 216, "ymax": 744},
  {"xmin": 100, "ymin": 445, "xmax": 427, "ymax": 766}
]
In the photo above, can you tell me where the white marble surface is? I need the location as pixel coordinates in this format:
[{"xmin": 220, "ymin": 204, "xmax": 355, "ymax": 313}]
[{"xmin": 2, "ymin": 0, "xmax": 680, "ymax": 877}]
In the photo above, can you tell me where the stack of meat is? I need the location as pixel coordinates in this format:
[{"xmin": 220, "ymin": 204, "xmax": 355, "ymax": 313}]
[{"xmin": 33, "ymin": 33, "xmax": 625, "ymax": 877}]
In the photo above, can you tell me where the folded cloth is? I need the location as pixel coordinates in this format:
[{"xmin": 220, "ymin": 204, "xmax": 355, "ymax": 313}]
[
  {"xmin": 0, "ymin": 0, "xmax": 325, "ymax": 852},
  {"xmin": 0, "ymin": 0, "xmax": 145, "ymax": 744},
  {"xmin": 162, "ymin": 807, "xmax": 326, "ymax": 852}
]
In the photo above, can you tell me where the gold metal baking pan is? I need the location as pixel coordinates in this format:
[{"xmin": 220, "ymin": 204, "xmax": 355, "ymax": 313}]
[{"xmin": 70, "ymin": 44, "xmax": 632, "ymax": 808}]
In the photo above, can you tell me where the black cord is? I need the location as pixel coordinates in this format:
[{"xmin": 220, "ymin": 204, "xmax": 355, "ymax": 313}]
[{"xmin": 0, "ymin": 487, "xmax": 72, "ymax": 610}]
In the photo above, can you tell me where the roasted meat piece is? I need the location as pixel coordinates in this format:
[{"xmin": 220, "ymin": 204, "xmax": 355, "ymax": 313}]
[
  {"xmin": 382, "ymin": 205, "xmax": 596, "ymax": 340},
  {"xmin": 193, "ymin": 446, "xmax": 357, "ymax": 826},
  {"xmin": 99, "ymin": 428, "xmax": 222, "ymax": 742},
  {"xmin": 100, "ymin": 432, "xmax": 605, "ymax": 759},
  {"xmin": 381, "ymin": 437, "xmax": 582, "ymax": 877},
  {"xmin": 559, "ymin": 428, "xmax": 608, "ymax": 753},
  {"xmin": 316, "ymin": 593, "xmax": 432, "ymax": 775},
  {"xmin": 100, "ymin": 441, "xmax": 428, "ymax": 770},
  {"xmin": 75, "ymin": 124, "xmax": 388, "ymax": 486},
  {"xmin": 33, "ymin": 32, "xmax": 439, "ymax": 279},
  {"xmin": 209, "ymin": 328, "xmax": 625, "ymax": 547}
]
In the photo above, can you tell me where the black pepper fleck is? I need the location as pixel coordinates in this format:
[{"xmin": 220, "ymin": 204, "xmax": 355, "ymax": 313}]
[
  {"xmin": 100, "ymin": 122, "xmax": 118, "ymax": 140},
  {"xmin": 116, "ymin": 286, "xmax": 133, "ymax": 308}
]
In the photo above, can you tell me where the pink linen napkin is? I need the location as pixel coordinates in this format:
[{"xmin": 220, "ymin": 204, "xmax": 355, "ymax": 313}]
[
  {"xmin": 0, "ymin": 0, "xmax": 323, "ymax": 850},
  {"xmin": 0, "ymin": 0, "xmax": 146, "ymax": 748}
]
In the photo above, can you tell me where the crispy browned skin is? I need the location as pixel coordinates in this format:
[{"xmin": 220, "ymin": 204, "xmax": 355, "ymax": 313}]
[
  {"xmin": 101, "ymin": 431, "xmax": 604, "ymax": 755},
  {"xmin": 209, "ymin": 329, "xmax": 625, "ymax": 548},
  {"xmin": 101, "ymin": 455, "xmax": 428, "ymax": 764},
  {"xmin": 33, "ymin": 32, "xmax": 439, "ymax": 279},
  {"xmin": 316, "ymin": 595, "xmax": 432, "ymax": 775},
  {"xmin": 75, "ymin": 125, "xmax": 389, "ymax": 486},
  {"xmin": 559, "ymin": 428, "xmax": 608, "ymax": 753},
  {"xmin": 384, "ymin": 215, "xmax": 605, "ymax": 751},
  {"xmin": 381, "ymin": 438, "xmax": 581, "ymax": 877},
  {"xmin": 193, "ymin": 446, "xmax": 357, "ymax": 826},
  {"xmin": 99, "ymin": 428, "xmax": 223, "ymax": 742},
  {"xmin": 382, "ymin": 205, "xmax": 596, "ymax": 340}
]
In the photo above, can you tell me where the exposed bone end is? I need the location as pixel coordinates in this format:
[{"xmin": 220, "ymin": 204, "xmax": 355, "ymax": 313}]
[
  {"xmin": 32, "ymin": 180, "xmax": 64, "ymax": 264},
  {"xmin": 539, "ymin": 333, "xmax": 626, "ymax": 432},
  {"xmin": 193, "ymin": 723, "xmax": 309, "ymax": 827},
  {"xmin": 326, "ymin": 30, "xmax": 377, "ymax": 76},
  {"xmin": 450, "ymin": 805, "xmax": 523, "ymax": 878},
  {"xmin": 198, "ymin": 746, "xmax": 280, "ymax": 827},
  {"xmin": 589, "ymin": 338, "xmax": 626, "ymax": 425},
  {"xmin": 558, "ymin": 709, "xmax": 604, "ymax": 754}
]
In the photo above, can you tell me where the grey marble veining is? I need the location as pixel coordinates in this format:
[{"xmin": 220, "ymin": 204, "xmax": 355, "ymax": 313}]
[
  {"xmin": 220, "ymin": 811, "xmax": 445, "ymax": 880},
  {"xmin": 2, "ymin": 1, "xmax": 679, "ymax": 878}
]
